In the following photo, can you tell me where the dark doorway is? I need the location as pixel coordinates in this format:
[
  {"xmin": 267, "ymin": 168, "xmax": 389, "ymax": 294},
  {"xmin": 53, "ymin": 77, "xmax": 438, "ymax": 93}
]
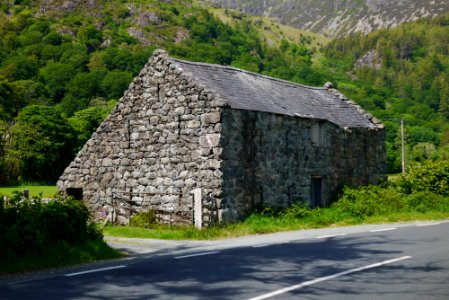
[
  {"xmin": 66, "ymin": 188, "xmax": 83, "ymax": 200},
  {"xmin": 311, "ymin": 177, "xmax": 322, "ymax": 208}
]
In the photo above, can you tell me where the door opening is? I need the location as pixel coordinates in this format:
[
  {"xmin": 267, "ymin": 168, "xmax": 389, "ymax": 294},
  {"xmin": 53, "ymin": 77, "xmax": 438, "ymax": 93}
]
[{"xmin": 311, "ymin": 177, "xmax": 323, "ymax": 208}]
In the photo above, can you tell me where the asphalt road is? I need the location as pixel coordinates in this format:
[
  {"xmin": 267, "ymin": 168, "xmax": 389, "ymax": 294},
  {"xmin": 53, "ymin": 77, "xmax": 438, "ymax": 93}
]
[{"xmin": 1, "ymin": 221, "xmax": 449, "ymax": 299}]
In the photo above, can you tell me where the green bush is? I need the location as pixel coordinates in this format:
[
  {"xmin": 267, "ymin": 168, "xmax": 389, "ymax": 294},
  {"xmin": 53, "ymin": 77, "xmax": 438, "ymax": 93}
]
[
  {"xmin": 129, "ymin": 210, "xmax": 157, "ymax": 228},
  {"xmin": 404, "ymin": 191, "xmax": 449, "ymax": 213},
  {"xmin": 332, "ymin": 185, "xmax": 404, "ymax": 219},
  {"xmin": 281, "ymin": 202, "xmax": 311, "ymax": 219},
  {"xmin": 397, "ymin": 161, "xmax": 449, "ymax": 195},
  {"xmin": 0, "ymin": 193, "xmax": 103, "ymax": 263}
]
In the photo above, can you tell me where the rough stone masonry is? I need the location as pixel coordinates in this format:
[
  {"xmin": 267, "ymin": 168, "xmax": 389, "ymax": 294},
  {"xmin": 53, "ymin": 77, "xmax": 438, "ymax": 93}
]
[{"xmin": 58, "ymin": 50, "xmax": 386, "ymax": 226}]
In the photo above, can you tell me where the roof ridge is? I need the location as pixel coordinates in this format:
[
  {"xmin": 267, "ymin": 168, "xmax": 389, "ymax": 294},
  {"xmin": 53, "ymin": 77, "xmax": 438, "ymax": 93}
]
[{"xmin": 170, "ymin": 57, "xmax": 327, "ymax": 91}]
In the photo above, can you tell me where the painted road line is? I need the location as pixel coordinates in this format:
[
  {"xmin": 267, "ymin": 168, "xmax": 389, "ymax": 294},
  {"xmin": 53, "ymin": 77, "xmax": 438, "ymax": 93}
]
[
  {"xmin": 174, "ymin": 251, "xmax": 219, "ymax": 259},
  {"xmin": 248, "ymin": 255, "xmax": 412, "ymax": 300},
  {"xmin": 65, "ymin": 265, "xmax": 127, "ymax": 277},
  {"xmin": 370, "ymin": 228, "xmax": 397, "ymax": 232},
  {"xmin": 290, "ymin": 238, "xmax": 306, "ymax": 242},
  {"xmin": 123, "ymin": 256, "xmax": 137, "ymax": 261},
  {"xmin": 416, "ymin": 222, "xmax": 441, "ymax": 227},
  {"xmin": 316, "ymin": 233, "xmax": 347, "ymax": 239},
  {"xmin": 253, "ymin": 244, "xmax": 272, "ymax": 248}
]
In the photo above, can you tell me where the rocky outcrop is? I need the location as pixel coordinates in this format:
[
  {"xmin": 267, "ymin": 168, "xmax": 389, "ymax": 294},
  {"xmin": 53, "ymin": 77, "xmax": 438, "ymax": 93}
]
[
  {"xmin": 354, "ymin": 50, "xmax": 382, "ymax": 70},
  {"xmin": 204, "ymin": 0, "xmax": 449, "ymax": 37}
]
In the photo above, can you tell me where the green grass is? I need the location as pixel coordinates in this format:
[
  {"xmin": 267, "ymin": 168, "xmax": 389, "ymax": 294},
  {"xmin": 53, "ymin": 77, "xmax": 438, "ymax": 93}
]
[
  {"xmin": 103, "ymin": 209, "xmax": 449, "ymax": 240},
  {"xmin": 209, "ymin": 8, "xmax": 329, "ymax": 49},
  {"xmin": 0, "ymin": 239, "xmax": 122, "ymax": 275},
  {"xmin": 0, "ymin": 186, "xmax": 57, "ymax": 198}
]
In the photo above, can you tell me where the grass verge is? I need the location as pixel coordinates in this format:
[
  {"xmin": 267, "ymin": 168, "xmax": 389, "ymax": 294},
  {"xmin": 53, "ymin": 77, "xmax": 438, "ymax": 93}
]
[
  {"xmin": 103, "ymin": 210, "xmax": 449, "ymax": 240},
  {"xmin": 0, "ymin": 186, "xmax": 57, "ymax": 198},
  {"xmin": 0, "ymin": 239, "xmax": 122, "ymax": 275}
]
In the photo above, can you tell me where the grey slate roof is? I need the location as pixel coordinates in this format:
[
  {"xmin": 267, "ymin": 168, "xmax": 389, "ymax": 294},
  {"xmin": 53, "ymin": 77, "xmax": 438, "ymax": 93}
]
[{"xmin": 171, "ymin": 58, "xmax": 376, "ymax": 129}]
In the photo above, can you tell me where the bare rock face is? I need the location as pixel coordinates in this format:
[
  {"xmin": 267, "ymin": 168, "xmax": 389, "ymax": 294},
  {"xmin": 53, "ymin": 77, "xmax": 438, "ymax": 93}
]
[
  {"xmin": 127, "ymin": 27, "xmax": 151, "ymax": 46},
  {"xmin": 37, "ymin": 0, "xmax": 104, "ymax": 17},
  {"xmin": 136, "ymin": 12, "xmax": 161, "ymax": 26},
  {"xmin": 203, "ymin": 0, "xmax": 449, "ymax": 37},
  {"xmin": 354, "ymin": 50, "xmax": 382, "ymax": 70}
]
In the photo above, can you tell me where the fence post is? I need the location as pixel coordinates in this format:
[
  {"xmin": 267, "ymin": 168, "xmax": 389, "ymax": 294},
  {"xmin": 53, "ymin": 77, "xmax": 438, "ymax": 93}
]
[
  {"xmin": 192, "ymin": 188, "xmax": 203, "ymax": 229},
  {"xmin": 22, "ymin": 189, "xmax": 29, "ymax": 200}
]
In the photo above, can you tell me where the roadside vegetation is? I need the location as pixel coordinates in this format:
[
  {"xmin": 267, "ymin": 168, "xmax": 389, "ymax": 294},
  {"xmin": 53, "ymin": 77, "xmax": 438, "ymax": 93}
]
[
  {"xmin": 104, "ymin": 161, "xmax": 449, "ymax": 240},
  {"xmin": 0, "ymin": 193, "xmax": 121, "ymax": 274}
]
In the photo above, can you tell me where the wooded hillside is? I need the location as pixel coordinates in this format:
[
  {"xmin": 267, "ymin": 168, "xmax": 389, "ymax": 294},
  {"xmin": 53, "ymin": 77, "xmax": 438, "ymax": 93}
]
[
  {"xmin": 1, "ymin": 0, "xmax": 449, "ymax": 182},
  {"xmin": 0, "ymin": 0, "xmax": 327, "ymax": 183},
  {"xmin": 323, "ymin": 14, "xmax": 449, "ymax": 173}
]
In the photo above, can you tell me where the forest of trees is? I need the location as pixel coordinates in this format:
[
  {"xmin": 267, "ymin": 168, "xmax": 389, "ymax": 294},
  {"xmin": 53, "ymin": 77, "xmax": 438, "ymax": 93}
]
[
  {"xmin": 0, "ymin": 0, "xmax": 328, "ymax": 184},
  {"xmin": 1, "ymin": 0, "xmax": 449, "ymax": 183},
  {"xmin": 323, "ymin": 14, "xmax": 449, "ymax": 173}
]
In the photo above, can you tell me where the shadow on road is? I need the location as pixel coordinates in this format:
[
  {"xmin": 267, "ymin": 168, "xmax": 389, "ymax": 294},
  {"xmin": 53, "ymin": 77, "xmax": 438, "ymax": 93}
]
[{"xmin": 2, "ymin": 230, "xmax": 449, "ymax": 299}]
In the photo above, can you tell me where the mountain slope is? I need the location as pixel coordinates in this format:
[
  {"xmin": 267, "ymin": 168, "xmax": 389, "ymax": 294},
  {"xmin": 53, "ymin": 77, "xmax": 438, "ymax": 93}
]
[
  {"xmin": 207, "ymin": 7, "xmax": 329, "ymax": 49},
  {"xmin": 202, "ymin": 0, "xmax": 449, "ymax": 37},
  {"xmin": 323, "ymin": 14, "xmax": 449, "ymax": 172}
]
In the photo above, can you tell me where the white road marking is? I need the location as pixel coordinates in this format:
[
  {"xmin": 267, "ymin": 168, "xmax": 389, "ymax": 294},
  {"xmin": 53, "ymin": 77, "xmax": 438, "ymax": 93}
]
[
  {"xmin": 174, "ymin": 251, "xmax": 219, "ymax": 259},
  {"xmin": 316, "ymin": 233, "xmax": 346, "ymax": 239},
  {"xmin": 416, "ymin": 222, "xmax": 441, "ymax": 227},
  {"xmin": 248, "ymin": 256, "xmax": 412, "ymax": 300},
  {"xmin": 123, "ymin": 256, "xmax": 137, "ymax": 260},
  {"xmin": 65, "ymin": 265, "xmax": 127, "ymax": 277},
  {"xmin": 290, "ymin": 238, "xmax": 306, "ymax": 242},
  {"xmin": 253, "ymin": 244, "xmax": 272, "ymax": 248},
  {"xmin": 370, "ymin": 227, "xmax": 397, "ymax": 232}
]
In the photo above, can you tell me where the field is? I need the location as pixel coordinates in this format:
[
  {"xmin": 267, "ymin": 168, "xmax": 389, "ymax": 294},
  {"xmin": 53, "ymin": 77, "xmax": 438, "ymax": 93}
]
[{"xmin": 0, "ymin": 186, "xmax": 57, "ymax": 198}]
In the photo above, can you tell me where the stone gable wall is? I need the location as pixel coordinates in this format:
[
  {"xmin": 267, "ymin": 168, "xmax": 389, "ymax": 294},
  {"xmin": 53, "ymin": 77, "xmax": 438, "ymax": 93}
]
[
  {"xmin": 58, "ymin": 51, "xmax": 225, "ymax": 225},
  {"xmin": 219, "ymin": 108, "xmax": 386, "ymax": 221}
]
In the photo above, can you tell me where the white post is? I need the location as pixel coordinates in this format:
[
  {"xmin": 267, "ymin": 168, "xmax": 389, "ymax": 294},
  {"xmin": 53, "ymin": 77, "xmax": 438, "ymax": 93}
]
[
  {"xmin": 192, "ymin": 188, "xmax": 203, "ymax": 229},
  {"xmin": 401, "ymin": 119, "xmax": 405, "ymax": 175}
]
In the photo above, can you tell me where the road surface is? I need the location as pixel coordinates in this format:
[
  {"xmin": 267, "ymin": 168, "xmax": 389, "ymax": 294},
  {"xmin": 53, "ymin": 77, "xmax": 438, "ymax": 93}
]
[{"xmin": 1, "ymin": 221, "xmax": 448, "ymax": 299}]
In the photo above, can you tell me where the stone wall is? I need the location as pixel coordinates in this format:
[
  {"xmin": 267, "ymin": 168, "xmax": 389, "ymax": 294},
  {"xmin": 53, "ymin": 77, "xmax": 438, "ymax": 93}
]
[
  {"xmin": 58, "ymin": 51, "xmax": 225, "ymax": 225},
  {"xmin": 219, "ymin": 108, "xmax": 386, "ymax": 221}
]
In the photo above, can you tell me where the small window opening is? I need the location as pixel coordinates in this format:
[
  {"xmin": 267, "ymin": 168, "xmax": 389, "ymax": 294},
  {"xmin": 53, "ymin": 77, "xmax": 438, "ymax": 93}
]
[
  {"xmin": 67, "ymin": 188, "xmax": 83, "ymax": 200},
  {"xmin": 311, "ymin": 122, "xmax": 326, "ymax": 147}
]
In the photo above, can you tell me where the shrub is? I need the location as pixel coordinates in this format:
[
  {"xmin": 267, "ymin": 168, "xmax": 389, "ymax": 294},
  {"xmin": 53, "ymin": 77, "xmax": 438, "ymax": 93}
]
[
  {"xmin": 332, "ymin": 185, "xmax": 404, "ymax": 219},
  {"xmin": 281, "ymin": 202, "xmax": 311, "ymax": 219},
  {"xmin": 404, "ymin": 191, "xmax": 449, "ymax": 213},
  {"xmin": 396, "ymin": 161, "xmax": 449, "ymax": 195},
  {"xmin": 129, "ymin": 210, "xmax": 157, "ymax": 228},
  {"xmin": 0, "ymin": 193, "xmax": 102, "ymax": 263}
]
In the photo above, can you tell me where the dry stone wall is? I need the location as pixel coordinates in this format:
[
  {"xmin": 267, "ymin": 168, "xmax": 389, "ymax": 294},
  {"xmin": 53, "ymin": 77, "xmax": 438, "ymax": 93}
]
[
  {"xmin": 219, "ymin": 108, "xmax": 386, "ymax": 221},
  {"xmin": 58, "ymin": 51, "xmax": 225, "ymax": 225}
]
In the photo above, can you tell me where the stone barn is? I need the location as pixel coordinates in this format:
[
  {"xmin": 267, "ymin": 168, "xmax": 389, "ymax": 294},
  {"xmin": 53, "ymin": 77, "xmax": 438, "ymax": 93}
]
[{"xmin": 57, "ymin": 49, "xmax": 386, "ymax": 226}]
